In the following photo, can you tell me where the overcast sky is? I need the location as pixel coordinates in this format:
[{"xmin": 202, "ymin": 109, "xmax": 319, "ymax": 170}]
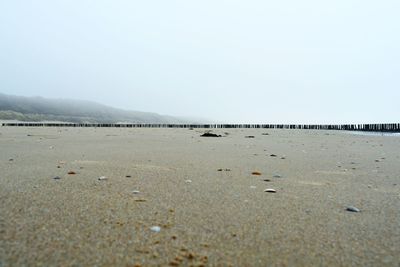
[{"xmin": 1, "ymin": 1, "xmax": 399, "ymax": 123}]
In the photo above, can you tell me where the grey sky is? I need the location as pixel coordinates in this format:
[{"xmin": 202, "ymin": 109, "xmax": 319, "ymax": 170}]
[{"xmin": 1, "ymin": 1, "xmax": 399, "ymax": 123}]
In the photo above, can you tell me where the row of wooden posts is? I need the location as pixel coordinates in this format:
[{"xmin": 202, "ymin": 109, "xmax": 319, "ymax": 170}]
[{"xmin": 2, "ymin": 122, "xmax": 400, "ymax": 132}]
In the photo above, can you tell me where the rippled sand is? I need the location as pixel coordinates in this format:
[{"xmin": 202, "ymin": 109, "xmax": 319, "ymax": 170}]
[{"xmin": 0, "ymin": 127, "xmax": 399, "ymax": 266}]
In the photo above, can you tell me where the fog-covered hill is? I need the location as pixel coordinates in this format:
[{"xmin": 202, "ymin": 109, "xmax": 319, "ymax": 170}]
[{"xmin": 0, "ymin": 93, "xmax": 190, "ymax": 123}]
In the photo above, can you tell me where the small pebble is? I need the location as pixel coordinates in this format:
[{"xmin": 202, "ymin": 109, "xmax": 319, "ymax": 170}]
[
  {"xmin": 98, "ymin": 176, "xmax": 107, "ymax": 181},
  {"xmin": 346, "ymin": 206, "xmax": 360, "ymax": 212},
  {"xmin": 245, "ymin": 135, "xmax": 255, "ymax": 138},
  {"xmin": 150, "ymin": 226, "xmax": 161, "ymax": 232},
  {"xmin": 185, "ymin": 179, "xmax": 192, "ymax": 183},
  {"xmin": 273, "ymin": 174, "xmax": 282, "ymax": 178},
  {"xmin": 252, "ymin": 171, "xmax": 262, "ymax": 176},
  {"xmin": 263, "ymin": 179, "xmax": 271, "ymax": 182},
  {"xmin": 270, "ymin": 154, "xmax": 277, "ymax": 157},
  {"xmin": 53, "ymin": 176, "xmax": 61, "ymax": 180},
  {"xmin": 126, "ymin": 175, "xmax": 132, "ymax": 178},
  {"xmin": 68, "ymin": 171, "xmax": 76, "ymax": 175},
  {"xmin": 264, "ymin": 188, "xmax": 277, "ymax": 193},
  {"xmin": 132, "ymin": 190, "xmax": 140, "ymax": 194},
  {"xmin": 9, "ymin": 158, "xmax": 14, "ymax": 161}
]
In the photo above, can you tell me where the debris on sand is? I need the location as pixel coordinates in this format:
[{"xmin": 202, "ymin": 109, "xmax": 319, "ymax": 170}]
[
  {"xmin": 132, "ymin": 190, "xmax": 140, "ymax": 194},
  {"xmin": 126, "ymin": 175, "xmax": 132, "ymax": 178},
  {"xmin": 263, "ymin": 179, "xmax": 271, "ymax": 182},
  {"xmin": 200, "ymin": 132, "xmax": 222, "ymax": 137},
  {"xmin": 53, "ymin": 176, "xmax": 61, "ymax": 180},
  {"xmin": 185, "ymin": 179, "xmax": 192, "ymax": 183},
  {"xmin": 273, "ymin": 174, "xmax": 282, "ymax": 178},
  {"xmin": 9, "ymin": 158, "xmax": 14, "ymax": 161},
  {"xmin": 150, "ymin": 226, "xmax": 161, "ymax": 232},
  {"xmin": 218, "ymin": 168, "xmax": 231, "ymax": 172},
  {"xmin": 262, "ymin": 133, "xmax": 269, "ymax": 135},
  {"xmin": 98, "ymin": 176, "xmax": 107, "ymax": 181},
  {"xmin": 346, "ymin": 206, "xmax": 360, "ymax": 212},
  {"xmin": 264, "ymin": 189, "xmax": 277, "ymax": 193},
  {"xmin": 270, "ymin": 154, "xmax": 277, "ymax": 157},
  {"xmin": 68, "ymin": 171, "xmax": 76, "ymax": 175},
  {"xmin": 245, "ymin": 135, "xmax": 255, "ymax": 138},
  {"xmin": 252, "ymin": 171, "xmax": 262, "ymax": 176}
]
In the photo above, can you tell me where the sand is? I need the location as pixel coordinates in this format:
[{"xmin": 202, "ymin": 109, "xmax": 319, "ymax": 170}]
[{"xmin": 0, "ymin": 126, "xmax": 399, "ymax": 266}]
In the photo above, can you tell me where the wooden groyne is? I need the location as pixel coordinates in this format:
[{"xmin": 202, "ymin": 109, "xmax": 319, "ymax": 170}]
[{"xmin": 1, "ymin": 123, "xmax": 400, "ymax": 132}]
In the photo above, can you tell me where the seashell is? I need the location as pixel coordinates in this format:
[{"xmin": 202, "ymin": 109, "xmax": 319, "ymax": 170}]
[
  {"xmin": 264, "ymin": 188, "xmax": 276, "ymax": 193},
  {"xmin": 150, "ymin": 226, "xmax": 161, "ymax": 232},
  {"xmin": 346, "ymin": 206, "xmax": 360, "ymax": 212}
]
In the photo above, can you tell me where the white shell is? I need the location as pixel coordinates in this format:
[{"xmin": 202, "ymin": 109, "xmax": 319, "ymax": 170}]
[
  {"xmin": 150, "ymin": 226, "xmax": 161, "ymax": 232},
  {"xmin": 98, "ymin": 176, "xmax": 107, "ymax": 180},
  {"xmin": 132, "ymin": 190, "xmax": 140, "ymax": 194}
]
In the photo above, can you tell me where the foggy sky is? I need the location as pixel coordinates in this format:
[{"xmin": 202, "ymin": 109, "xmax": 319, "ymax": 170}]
[{"xmin": 1, "ymin": 1, "xmax": 399, "ymax": 123}]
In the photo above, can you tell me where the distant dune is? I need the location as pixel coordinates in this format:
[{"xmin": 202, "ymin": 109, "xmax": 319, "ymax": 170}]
[{"xmin": 0, "ymin": 93, "xmax": 197, "ymax": 124}]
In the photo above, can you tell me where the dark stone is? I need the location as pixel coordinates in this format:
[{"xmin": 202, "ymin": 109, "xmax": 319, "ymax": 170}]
[
  {"xmin": 53, "ymin": 176, "xmax": 61, "ymax": 180},
  {"xmin": 245, "ymin": 136, "xmax": 255, "ymax": 138},
  {"xmin": 270, "ymin": 154, "xmax": 277, "ymax": 157},
  {"xmin": 200, "ymin": 133, "xmax": 221, "ymax": 137}
]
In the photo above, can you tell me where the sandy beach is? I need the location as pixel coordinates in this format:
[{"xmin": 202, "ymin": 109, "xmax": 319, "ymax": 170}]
[{"xmin": 0, "ymin": 126, "xmax": 399, "ymax": 266}]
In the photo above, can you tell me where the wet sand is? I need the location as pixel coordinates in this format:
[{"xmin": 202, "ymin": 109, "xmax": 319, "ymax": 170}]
[{"xmin": 0, "ymin": 127, "xmax": 399, "ymax": 266}]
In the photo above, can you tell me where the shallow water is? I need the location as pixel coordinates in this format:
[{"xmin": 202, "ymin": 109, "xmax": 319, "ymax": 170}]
[{"xmin": 344, "ymin": 131, "xmax": 400, "ymax": 137}]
